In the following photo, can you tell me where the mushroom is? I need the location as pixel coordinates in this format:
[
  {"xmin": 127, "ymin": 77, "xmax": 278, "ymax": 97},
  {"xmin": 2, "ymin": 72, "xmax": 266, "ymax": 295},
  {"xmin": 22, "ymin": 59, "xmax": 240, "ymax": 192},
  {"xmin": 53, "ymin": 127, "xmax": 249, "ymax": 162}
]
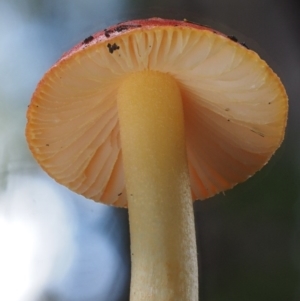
[{"xmin": 26, "ymin": 18, "xmax": 288, "ymax": 301}]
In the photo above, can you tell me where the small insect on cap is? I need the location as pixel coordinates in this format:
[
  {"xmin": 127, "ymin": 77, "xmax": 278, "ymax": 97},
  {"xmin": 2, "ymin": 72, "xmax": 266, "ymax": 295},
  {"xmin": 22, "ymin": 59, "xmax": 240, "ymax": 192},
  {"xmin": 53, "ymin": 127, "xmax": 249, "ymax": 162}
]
[{"xmin": 26, "ymin": 18, "xmax": 288, "ymax": 206}]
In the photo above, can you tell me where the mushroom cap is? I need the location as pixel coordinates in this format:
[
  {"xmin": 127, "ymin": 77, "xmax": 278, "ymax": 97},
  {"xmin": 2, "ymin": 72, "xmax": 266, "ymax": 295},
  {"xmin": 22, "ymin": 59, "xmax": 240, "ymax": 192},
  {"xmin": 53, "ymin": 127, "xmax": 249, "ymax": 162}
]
[{"xmin": 26, "ymin": 18, "xmax": 288, "ymax": 207}]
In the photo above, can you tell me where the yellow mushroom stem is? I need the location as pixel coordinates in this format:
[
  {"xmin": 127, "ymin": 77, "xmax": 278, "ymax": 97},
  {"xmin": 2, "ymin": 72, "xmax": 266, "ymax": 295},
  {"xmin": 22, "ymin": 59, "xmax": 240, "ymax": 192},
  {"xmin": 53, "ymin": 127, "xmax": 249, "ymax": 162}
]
[{"xmin": 117, "ymin": 70, "xmax": 198, "ymax": 301}]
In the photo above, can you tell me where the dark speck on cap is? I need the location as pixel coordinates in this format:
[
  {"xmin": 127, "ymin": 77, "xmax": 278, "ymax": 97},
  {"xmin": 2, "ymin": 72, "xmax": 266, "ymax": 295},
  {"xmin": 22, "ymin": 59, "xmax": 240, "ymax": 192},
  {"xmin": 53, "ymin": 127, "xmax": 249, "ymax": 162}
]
[
  {"xmin": 82, "ymin": 35, "xmax": 94, "ymax": 44},
  {"xmin": 228, "ymin": 35, "xmax": 238, "ymax": 42},
  {"xmin": 107, "ymin": 43, "xmax": 120, "ymax": 54}
]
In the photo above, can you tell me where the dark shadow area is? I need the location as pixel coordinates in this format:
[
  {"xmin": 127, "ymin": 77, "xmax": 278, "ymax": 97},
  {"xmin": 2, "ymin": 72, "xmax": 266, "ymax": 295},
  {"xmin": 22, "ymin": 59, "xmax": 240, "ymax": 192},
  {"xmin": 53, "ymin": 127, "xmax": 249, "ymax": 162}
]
[{"xmin": 195, "ymin": 148, "xmax": 300, "ymax": 301}]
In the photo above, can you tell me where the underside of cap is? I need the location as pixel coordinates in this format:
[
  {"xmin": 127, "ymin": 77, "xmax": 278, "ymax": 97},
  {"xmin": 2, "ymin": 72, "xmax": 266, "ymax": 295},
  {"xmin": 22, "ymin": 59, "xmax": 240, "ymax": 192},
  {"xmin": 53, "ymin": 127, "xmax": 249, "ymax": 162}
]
[{"xmin": 26, "ymin": 18, "xmax": 288, "ymax": 206}]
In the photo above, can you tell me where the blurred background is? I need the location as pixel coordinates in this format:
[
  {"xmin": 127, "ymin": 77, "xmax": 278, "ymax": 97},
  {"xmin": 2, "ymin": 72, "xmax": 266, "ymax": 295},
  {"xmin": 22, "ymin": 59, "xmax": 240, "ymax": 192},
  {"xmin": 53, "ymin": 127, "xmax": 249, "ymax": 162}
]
[{"xmin": 0, "ymin": 0, "xmax": 299, "ymax": 300}]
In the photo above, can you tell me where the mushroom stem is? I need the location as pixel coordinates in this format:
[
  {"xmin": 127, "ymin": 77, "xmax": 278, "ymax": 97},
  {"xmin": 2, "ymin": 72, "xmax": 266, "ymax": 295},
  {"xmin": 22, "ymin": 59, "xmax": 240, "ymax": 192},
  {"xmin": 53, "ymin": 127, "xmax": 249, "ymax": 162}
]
[{"xmin": 117, "ymin": 71, "xmax": 198, "ymax": 301}]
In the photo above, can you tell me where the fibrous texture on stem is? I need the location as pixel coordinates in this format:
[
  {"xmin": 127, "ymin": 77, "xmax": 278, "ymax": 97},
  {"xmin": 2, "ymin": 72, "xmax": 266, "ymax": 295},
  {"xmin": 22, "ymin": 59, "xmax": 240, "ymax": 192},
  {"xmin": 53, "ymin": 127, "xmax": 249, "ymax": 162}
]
[{"xmin": 117, "ymin": 70, "xmax": 198, "ymax": 301}]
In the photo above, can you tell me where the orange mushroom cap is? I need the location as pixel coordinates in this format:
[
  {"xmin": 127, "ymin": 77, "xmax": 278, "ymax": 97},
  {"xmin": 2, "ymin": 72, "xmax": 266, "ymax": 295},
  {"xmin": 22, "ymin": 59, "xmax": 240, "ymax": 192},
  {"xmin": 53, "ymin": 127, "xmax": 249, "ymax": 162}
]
[{"xmin": 26, "ymin": 18, "xmax": 288, "ymax": 207}]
